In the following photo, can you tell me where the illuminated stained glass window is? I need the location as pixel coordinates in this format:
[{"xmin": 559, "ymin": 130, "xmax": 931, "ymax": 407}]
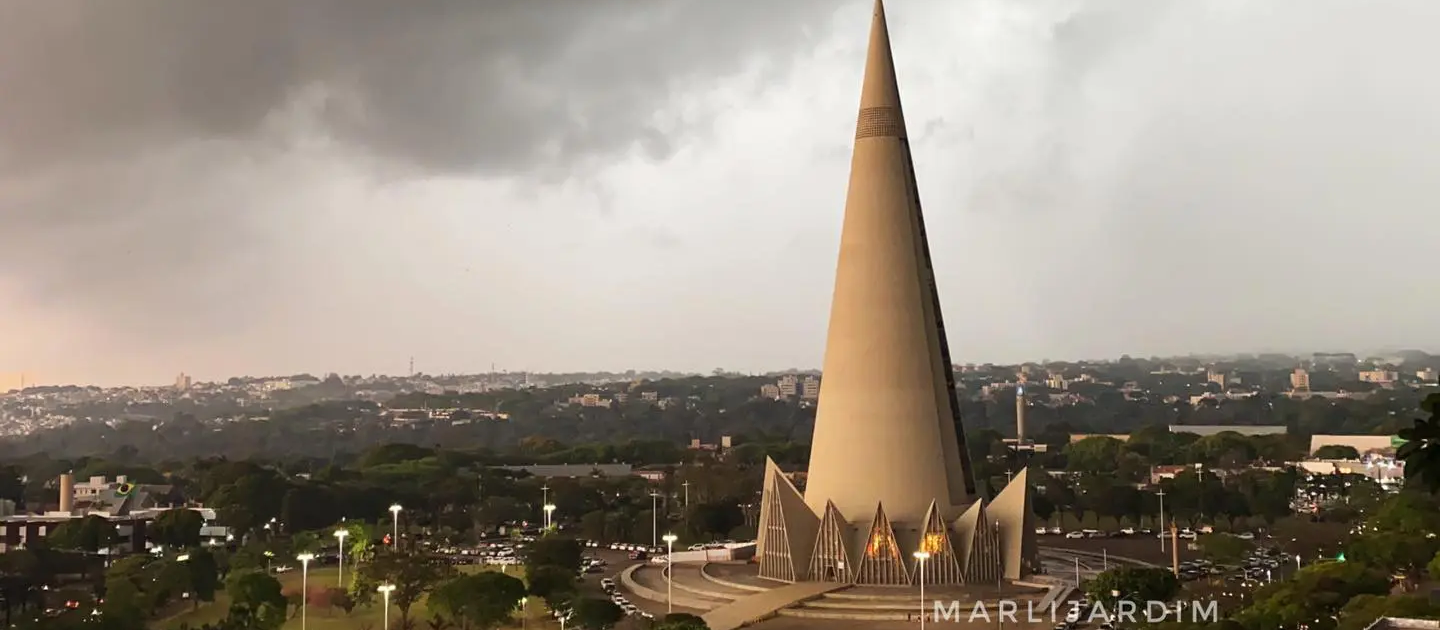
[
  {"xmin": 866, "ymin": 529, "xmax": 894, "ymax": 557},
  {"xmin": 922, "ymin": 532, "xmax": 946, "ymax": 555}
]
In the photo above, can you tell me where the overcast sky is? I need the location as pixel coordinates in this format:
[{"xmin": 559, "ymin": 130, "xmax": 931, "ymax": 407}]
[{"xmin": 3, "ymin": 0, "xmax": 1438, "ymax": 387}]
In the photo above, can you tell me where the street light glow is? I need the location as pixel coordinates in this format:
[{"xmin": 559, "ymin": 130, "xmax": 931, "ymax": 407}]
[
  {"xmin": 377, "ymin": 584, "xmax": 396, "ymax": 594},
  {"xmin": 662, "ymin": 533, "xmax": 678, "ymax": 544},
  {"xmin": 297, "ymin": 553, "xmax": 315, "ymax": 563},
  {"xmin": 334, "ymin": 529, "xmax": 349, "ymax": 539},
  {"xmin": 389, "ymin": 504, "xmax": 402, "ymax": 514}
]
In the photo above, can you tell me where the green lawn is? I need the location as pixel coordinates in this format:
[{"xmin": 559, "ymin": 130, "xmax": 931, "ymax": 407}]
[{"xmin": 160, "ymin": 565, "xmax": 556, "ymax": 630}]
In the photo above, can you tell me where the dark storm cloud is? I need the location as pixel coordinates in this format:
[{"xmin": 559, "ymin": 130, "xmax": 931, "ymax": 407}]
[
  {"xmin": 0, "ymin": 0, "xmax": 840, "ymax": 334},
  {"xmin": 0, "ymin": 0, "xmax": 839, "ymax": 175}
]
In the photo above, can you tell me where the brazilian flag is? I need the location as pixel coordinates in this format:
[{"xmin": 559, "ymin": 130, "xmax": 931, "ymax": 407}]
[{"xmin": 116, "ymin": 483, "xmax": 135, "ymax": 497}]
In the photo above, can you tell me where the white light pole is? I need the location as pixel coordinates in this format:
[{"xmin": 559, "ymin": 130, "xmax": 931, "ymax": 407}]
[
  {"xmin": 1157, "ymin": 489, "xmax": 1167, "ymax": 552},
  {"xmin": 913, "ymin": 550, "xmax": 931, "ymax": 630},
  {"xmin": 297, "ymin": 553, "xmax": 315, "ymax": 630},
  {"xmin": 650, "ymin": 492, "xmax": 661, "ymax": 548},
  {"xmin": 334, "ymin": 528, "xmax": 350, "ymax": 588},
  {"xmin": 378, "ymin": 583, "xmax": 396, "ymax": 630},
  {"xmin": 541, "ymin": 484, "xmax": 549, "ymax": 524},
  {"xmin": 663, "ymin": 533, "xmax": 678, "ymax": 614},
  {"xmin": 543, "ymin": 503, "xmax": 556, "ymax": 531},
  {"xmin": 389, "ymin": 504, "xmax": 402, "ymax": 548},
  {"xmin": 521, "ymin": 597, "xmax": 528, "ymax": 629},
  {"xmin": 682, "ymin": 481, "xmax": 690, "ymax": 507}
]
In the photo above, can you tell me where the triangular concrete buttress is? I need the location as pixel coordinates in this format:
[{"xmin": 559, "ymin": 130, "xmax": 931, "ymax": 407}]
[
  {"xmin": 916, "ymin": 500, "xmax": 963, "ymax": 584},
  {"xmin": 990, "ymin": 467, "xmax": 1040, "ymax": 580},
  {"xmin": 855, "ymin": 502, "xmax": 910, "ymax": 585},
  {"xmin": 952, "ymin": 500, "xmax": 1002, "ymax": 584},
  {"xmin": 757, "ymin": 458, "xmax": 819, "ymax": 582},
  {"xmin": 808, "ymin": 501, "xmax": 855, "ymax": 583}
]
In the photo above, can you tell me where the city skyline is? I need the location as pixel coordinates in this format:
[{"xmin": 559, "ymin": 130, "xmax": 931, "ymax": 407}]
[{"xmin": 5, "ymin": 1, "xmax": 1440, "ymax": 386}]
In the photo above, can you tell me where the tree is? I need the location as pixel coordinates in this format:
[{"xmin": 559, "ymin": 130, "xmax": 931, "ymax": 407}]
[
  {"xmin": 1066, "ymin": 437, "xmax": 1125, "ymax": 474},
  {"xmin": 1239, "ymin": 561, "xmax": 1391, "ymax": 630},
  {"xmin": 1084, "ymin": 567, "xmax": 1180, "ymax": 606},
  {"xmin": 525, "ymin": 565, "xmax": 578, "ymax": 609},
  {"xmin": 48, "ymin": 515, "xmax": 117, "ymax": 552},
  {"xmin": 1398, "ymin": 393, "xmax": 1440, "ymax": 493},
  {"xmin": 185, "ymin": 548, "xmax": 221, "ymax": 609},
  {"xmin": 524, "ymin": 536, "xmax": 582, "ymax": 575},
  {"xmin": 1313, "ymin": 445, "xmax": 1362, "ymax": 460},
  {"xmin": 150, "ymin": 509, "xmax": 205, "ymax": 549},
  {"xmin": 570, "ymin": 597, "xmax": 624, "ymax": 630},
  {"xmin": 429, "ymin": 572, "xmax": 526, "ymax": 630},
  {"xmin": 655, "ymin": 612, "xmax": 711, "ymax": 629},
  {"xmin": 359, "ymin": 550, "xmax": 456, "ymax": 630},
  {"xmin": 225, "ymin": 570, "xmax": 287, "ymax": 630}
]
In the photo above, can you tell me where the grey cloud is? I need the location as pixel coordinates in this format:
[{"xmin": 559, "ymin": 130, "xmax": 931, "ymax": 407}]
[
  {"xmin": 0, "ymin": 0, "xmax": 839, "ymax": 176},
  {"xmin": 0, "ymin": 0, "xmax": 841, "ymax": 342}
]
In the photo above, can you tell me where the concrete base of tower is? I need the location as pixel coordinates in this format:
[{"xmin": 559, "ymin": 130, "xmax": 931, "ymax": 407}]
[
  {"xmin": 755, "ymin": 460, "xmax": 1042, "ymax": 586},
  {"xmin": 621, "ymin": 560, "xmax": 1052, "ymax": 630}
]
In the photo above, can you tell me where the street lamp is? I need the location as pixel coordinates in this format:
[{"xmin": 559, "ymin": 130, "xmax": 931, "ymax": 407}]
[
  {"xmin": 650, "ymin": 492, "xmax": 661, "ymax": 548},
  {"xmin": 1157, "ymin": 489, "xmax": 1167, "ymax": 552},
  {"xmin": 662, "ymin": 533, "xmax": 679, "ymax": 614},
  {"xmin": 913, "ymin": 550, "xmax": 931, "ymax": 630},
  {"xmin": 334, "ymin": 528, "xmax": 350, "ymax": 588},
  {"xmin": 521, "ymin": 597, "xmax": 529, "ymax": 630},
  {"xmin": 389, "ymin": 504, "xmax": 402, "ymax": 548},
  {"xmin": 296, "ymin": 553, "xmax": 315, "ymax": 630},
  {"xmin": 176, "ymin": 554, "xmax": 190, "ymax": 563},
  {"xmin": 264, "ymin": 550, "xmax": 274, "ymax": 573},
  {"xmin": 543, "ymin": 503, "xmax": 556, "ymax": 531},
  {"xmin": 378, "ymin": 583, "xmax": 396, "ymax": 630}
]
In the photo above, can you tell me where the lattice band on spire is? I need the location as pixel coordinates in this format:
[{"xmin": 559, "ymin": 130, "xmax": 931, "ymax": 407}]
[{"xmin": 855, "ymin": 107, "xmax": 905, "ymax": 139}]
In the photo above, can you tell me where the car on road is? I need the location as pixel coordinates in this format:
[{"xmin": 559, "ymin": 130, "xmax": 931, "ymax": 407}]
[{"xmin": 1065, "ymin": 531, "xmax": 1085, "ymax": 539}]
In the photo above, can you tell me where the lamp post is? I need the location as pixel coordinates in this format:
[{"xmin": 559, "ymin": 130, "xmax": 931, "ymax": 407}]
[
  {"xmin": 682, "ymin": 481, "xmax": 690, "ymax": 507},
  {"xmin": 913, "ymin": 550, "xmax": 931, "ymax": 630},
  {"xmin": 297, "ymin": 553, "xmax": 315, "ymax": 630},
  {"xmin": 541, "ymin": 484, "xmax": 549, "ymax": 524},
  {"xmin": 378, "ymin": 583, "xmax": 396, "ymax": 630},
  {"xmin": 650, "ymin": 492, "xmax": 661, "ymax": 548},
  {"xmin": 521, "ymin": 597, "xmax": 528, "ymax": 629},
  {"xmin": 334, "ymin": 528, "xmax": 350, "ymax": 588},
  {"xmin": 263, "ymin": 550, "xmax": 274, "ymax": 573},
  {"xmin": 1157, "ymin": 489, "xmax": 1167, "ymax": 552},
  {"xmin": 663, "ymin": 533, "xmax": 678, "ymax": 614},
  {"xmin": 389, "ymin": 504, "xmax": 402, "ymax": 548},
  {"xmin": 543, "ymin": 503, "xmax": 556, "ymax": 531}
]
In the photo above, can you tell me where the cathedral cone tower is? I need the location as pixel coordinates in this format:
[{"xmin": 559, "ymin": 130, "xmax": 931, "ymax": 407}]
[{"xmin": 755, "ymin": 0, "xmax": 1037, "ymax": 586}]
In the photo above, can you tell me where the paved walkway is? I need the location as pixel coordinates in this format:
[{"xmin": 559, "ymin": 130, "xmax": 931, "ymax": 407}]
[{"xmin": 702, "ymin": 581, "xmax": 848, "ymax": 630}]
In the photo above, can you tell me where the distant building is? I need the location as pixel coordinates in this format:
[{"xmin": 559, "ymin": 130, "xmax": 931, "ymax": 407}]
[
  {"xmin": 1290, "ymin": 368, "xmax": 1311, "ymax": 391},
  {"xmin": 174, "ymin": 372, "xmax": 192, "ymax": 391},
  {"xmin": 1068, "ymin": 433, "xmax": 1131, "ymax": 443},
  {"xmin": 1418, "ymin": 368, "xmax": 1437, "ymax": 383},
  {"xmin": 800, "ymin": 376, "xmax": 820, "ymax": 400},
  {"xmin": 1150, "ymin": 465, "xmax": 1191, "ymax": 485},
  {"xmin": 1206, "ymin": 371, "xmax": 1227, "ymax": 387},
  {"xmin": 759, "ymin": 384, "xmax": 781, "ymax": 400},
  {"xmin": 494, "ymin": 464, "xmax": 633, "ymax": 478},
  {"xmin": 1168, "ymin": 425, "xmax": 1287, "ymax": 437},
  {"xmin": 1297, "ymin": 458, "xmax": 1404, "ymax": 484},
  {"xmin": 777, "ymin": 375, "xmax": 798, "ymax": 398},
  {"xmin": 1358, "ymin": 370, "xmax": 1397, "ymax": 385},
  {"xmin": 1308, "ymin": 434, "xmax": 1402, "ymax": 456}
]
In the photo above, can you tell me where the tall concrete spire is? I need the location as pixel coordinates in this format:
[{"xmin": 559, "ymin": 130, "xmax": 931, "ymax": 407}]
[{"xmin": 801, "ymin": 0, "xmax": 975, "ymax": 526}]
